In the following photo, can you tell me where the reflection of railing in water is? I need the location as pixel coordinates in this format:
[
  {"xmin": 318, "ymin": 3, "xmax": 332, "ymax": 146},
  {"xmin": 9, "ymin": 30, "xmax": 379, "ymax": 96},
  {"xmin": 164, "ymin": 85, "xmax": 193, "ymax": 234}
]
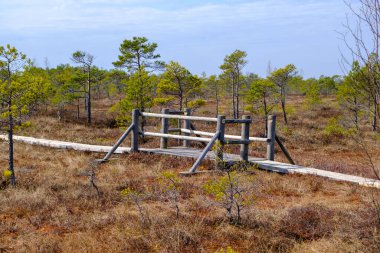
[{"xmin": 101, "ymin": 108, "xmax": 294, "ymax": 174}]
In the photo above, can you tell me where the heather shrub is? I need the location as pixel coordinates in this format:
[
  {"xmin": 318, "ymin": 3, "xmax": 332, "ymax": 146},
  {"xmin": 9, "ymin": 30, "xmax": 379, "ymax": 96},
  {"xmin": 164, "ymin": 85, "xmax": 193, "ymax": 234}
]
[{"xmin": 281, "ymin": 204, "xmax": 334, "ymax": 241}]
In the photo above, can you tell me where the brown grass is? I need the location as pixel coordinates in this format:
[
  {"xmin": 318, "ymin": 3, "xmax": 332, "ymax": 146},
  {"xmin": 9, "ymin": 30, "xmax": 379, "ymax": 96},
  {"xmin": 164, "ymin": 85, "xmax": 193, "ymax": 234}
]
[
  {"xmin": 0, "ymin": 142, "xmax": 379, "ymax": 252},
  {"xmin": 0, "ymin": 95, "xmax": 380, "ymax": 252}
]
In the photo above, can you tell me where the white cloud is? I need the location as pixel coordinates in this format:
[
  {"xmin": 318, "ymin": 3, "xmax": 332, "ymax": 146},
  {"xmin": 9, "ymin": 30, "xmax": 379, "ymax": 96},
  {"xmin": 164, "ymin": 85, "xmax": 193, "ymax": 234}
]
[
  {"xmin": 0, "ymin": 0, "xmax": 346, "ymax": 33},
  {"xmin": 0, "ymin": 0, "xmax": 354, "ymax": 77}
]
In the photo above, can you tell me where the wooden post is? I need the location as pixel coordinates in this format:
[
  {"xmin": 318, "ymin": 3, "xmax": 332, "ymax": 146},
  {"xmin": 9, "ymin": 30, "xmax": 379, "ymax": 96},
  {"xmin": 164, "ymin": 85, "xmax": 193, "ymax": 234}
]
[
  {"xmin": 102, "ymin": 123, "xmax": 134, "ymax": 161},
  {"xmin": 186, "ymin": 132, "xmax": 220, "ymax": 174},
  {"xmin": 131, "ymin": 109, "xmax": 140, "ymax": 152},
  {"xmin": 275, "ymin": 135, "xmax": 296, "ymax": 165},
  {"xmin": 266, "ymin": 115, "xmax": 276, "ymax": 161},
  {"xmin": 240, "ymin": 115, "xmax": 250, "ymax": 161},
  {"xmin": 183, "ymin": 108, "xmax": 191, "ymax": 147},
  {"xmin": 160, "ymin": 108, "xmax": 169, "ymax": 149},
  {"xmin": 216, "ymin": 115, "xmax": 225, "ymax": 169}
]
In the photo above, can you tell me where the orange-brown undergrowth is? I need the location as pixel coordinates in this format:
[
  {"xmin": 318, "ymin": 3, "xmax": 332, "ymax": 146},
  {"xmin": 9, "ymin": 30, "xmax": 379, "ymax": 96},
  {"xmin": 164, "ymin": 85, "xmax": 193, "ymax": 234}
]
[
  {"xmin": 0, "ymin": 143, "xmax": 379, "ymax": 252},
  {"xmin": 0, "ymin": 96, "xmax": 379, "ymax": 252}
]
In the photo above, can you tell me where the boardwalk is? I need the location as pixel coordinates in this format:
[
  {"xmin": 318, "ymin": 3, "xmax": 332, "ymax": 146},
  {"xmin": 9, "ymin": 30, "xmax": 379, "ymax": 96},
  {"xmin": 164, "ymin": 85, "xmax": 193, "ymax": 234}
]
[{"xmin": 1, "ymin": 134, "xmax": 379, "ymax": 188}]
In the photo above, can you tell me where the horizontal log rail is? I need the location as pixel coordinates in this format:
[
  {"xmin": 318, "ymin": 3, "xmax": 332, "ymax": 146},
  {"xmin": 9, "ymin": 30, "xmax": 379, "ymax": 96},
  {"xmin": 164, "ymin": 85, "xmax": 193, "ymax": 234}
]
[
  {"xmin": 144, "ymin": 128, "xmax": 269, "ymax": 146},
  {"xmin": 223, "ymin": 118, "xmax": 252, "ymax": 124},
  {"xmin": 224, "ymin": 139, "xmax": 251, "ymax": 145},
  {"xmin": 141, "ymin": 112, "xmax": 218, "ymax": 122},
  {"xmin": 249, "ymin": 137, "xmax": 270, "ymax": 142},
  {"xmin": 179, "ymin": 128, "xmax": 216, "ymax": 137},
  {"xmin": 141, "ymin": 131, "xmax": 212, "ymax": 142},
  {"xmin": 180, "ymin": 128, "xmax": 269, "ymax": 143}
]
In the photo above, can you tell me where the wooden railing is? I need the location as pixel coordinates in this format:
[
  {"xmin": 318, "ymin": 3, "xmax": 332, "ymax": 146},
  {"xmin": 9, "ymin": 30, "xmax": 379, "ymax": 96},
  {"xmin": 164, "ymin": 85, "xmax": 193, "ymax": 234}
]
[{"xmin": 102, "ymin": 108, "xmax": 294, "ymax": 173}]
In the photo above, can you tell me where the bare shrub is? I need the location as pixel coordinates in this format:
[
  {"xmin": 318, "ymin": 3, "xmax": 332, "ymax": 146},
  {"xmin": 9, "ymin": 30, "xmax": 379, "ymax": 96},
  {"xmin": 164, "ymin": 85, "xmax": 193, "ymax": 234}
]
[
  {"xmin": 352, "ymin": 133, "xmax": 380, "ymax": 225},
  {"xmin": 120, "ymin": 187, "xmax": 151, "ymax": 229}
]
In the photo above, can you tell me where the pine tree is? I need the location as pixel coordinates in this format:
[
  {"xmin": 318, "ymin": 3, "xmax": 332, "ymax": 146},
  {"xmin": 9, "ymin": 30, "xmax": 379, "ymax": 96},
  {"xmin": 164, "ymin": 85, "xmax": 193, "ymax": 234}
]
[
  {"xmin": 156, "ymin": 61, "xmax": 202, "ymax": 111},
  {"xmin": 268, "ymin": 64, "xmax": 297, "ymax": 124},
  {"xmin": 114, "ymin": 67, "xmax": 154, "ymax": 125},
  {"xmin": 0, "ymin": 45, "xmax": 47, "ymax": 186},
  {"xmin": 246, "ymin": 78, "xmax": 278, "ymax": 120},
  {"xmin": 220, "ymin": 50, "xmax": 247, "ymax": 119}
]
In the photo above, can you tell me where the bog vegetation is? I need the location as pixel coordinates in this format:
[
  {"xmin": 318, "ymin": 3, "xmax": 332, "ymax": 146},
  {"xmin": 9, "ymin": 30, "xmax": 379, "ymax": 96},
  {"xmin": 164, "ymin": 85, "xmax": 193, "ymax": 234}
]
[{"xmin": 0, "ymin": 0, "xmax": 380, "ymax": 252}]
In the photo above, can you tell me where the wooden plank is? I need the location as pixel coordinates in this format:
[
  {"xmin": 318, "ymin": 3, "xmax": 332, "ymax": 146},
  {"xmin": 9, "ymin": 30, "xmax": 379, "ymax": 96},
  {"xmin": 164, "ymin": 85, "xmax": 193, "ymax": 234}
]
[
  {"xmin": 0, "ymin": 135, "xmax": 131, "ymax": 153},
  {"xmin": 251, "ymin": 159, "xmax": 380, "ymax": 188},
  {"xmin": 1, "ymin": 134, "xmax": 380, "ymax": 189}
]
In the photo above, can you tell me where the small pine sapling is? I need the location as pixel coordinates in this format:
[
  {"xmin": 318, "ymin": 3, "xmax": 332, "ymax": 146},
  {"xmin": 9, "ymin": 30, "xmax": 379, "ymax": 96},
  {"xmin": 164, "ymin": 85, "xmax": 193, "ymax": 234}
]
[
  {"xmin": 203, "ymin": 169, "xmax": 254, "ymax": 225},
  {"xmin": 158, "ymin": 171, "xmax": 182, "ymax": 219},
  {"xmin": 1, "ymin": 169, "xmax": 12, "ymax": 189},
  {"xmin": 215, "ymin": 246, "xmax": 239, "ymax": 253}
]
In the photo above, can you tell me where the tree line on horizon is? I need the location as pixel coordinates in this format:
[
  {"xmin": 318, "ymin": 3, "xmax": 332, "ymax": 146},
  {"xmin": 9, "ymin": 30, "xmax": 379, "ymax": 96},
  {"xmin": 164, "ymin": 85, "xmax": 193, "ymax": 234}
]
[
  {"xmin": 0, "ymin": 32, "xmax": 377, "ymax": 185},
  {"xmin": 0, "ymin": 37, "xmax": 351, "ymax": 123}
]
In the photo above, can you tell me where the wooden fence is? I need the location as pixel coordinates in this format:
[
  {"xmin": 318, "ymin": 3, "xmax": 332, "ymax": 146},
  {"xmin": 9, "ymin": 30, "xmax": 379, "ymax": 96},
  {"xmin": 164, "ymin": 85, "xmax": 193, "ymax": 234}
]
[{"xmin": 102, "ymin": 108, "xmax": 294, "ymax": 174}]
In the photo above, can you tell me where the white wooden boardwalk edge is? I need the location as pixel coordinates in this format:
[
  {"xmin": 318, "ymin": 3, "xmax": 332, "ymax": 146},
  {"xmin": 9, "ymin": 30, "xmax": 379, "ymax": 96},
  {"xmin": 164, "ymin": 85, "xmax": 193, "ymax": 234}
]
[{"xmin": 0, "ymin": 134, "xmax": 379, "ymax": 188}]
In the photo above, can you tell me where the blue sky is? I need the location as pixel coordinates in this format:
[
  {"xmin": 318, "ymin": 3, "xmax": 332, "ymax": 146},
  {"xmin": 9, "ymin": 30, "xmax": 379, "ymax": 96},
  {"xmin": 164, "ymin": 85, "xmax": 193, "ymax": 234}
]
[{"xmin": 0, "ymin": 0, "xmax": 357, "ymax": 77}]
